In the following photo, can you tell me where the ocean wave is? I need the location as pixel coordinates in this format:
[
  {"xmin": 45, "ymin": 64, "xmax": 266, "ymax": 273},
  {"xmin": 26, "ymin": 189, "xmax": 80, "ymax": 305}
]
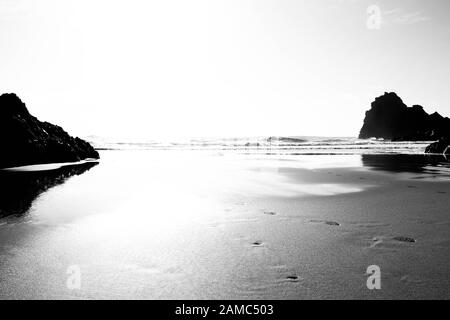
[{"xmin": 87, "ymin": 135, "xmax": 434, "ymax": 155}]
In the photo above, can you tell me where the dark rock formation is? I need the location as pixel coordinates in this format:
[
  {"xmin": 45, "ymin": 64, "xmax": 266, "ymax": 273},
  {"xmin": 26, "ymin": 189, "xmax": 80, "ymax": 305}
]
[
  {"xmin": 0, "ymin": 93, "xmax": 99, "ymax": 168},
  {"xmin": 425, "ymin": 137, "xmax": 450, "ymax": 154},
  {"xmin": 359, "ymin": 92, "xmax": 450, "ymax": 141},
  {"xmin": 0, "ymin": 162, "xmax": 98, "ymax": 218}
]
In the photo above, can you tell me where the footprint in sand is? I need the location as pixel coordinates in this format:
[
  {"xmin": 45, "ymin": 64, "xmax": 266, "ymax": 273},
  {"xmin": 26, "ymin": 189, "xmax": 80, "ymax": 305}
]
[
  {"xmin": 310, "ymin": 219, "xmax": 340, "ymax": 226},
  {"xmin": 286, "ymin": 275, "xmax": 300, "ymax": 282},
  {"xmin": 369, "ymin": 237, "xmax": 384, "ymax": 248},
  {"xmin": 252, "ymin": 240, "xmax": 263, "ymax": 246},
  {"xmin": 270, "ymin": 265, "xmax": 302, "ymax": 284},
  {"xmin": 393, "ymin": 236, "xmax": 416, "ymax": 243}
]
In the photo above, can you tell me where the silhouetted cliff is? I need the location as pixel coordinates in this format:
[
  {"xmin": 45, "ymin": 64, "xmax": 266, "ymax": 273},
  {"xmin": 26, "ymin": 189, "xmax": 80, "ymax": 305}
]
[
  {"xmin": 0, "ymin": 93, "xmax": 99, "ymax": 168},
  {"xmin": 359, "ymin": 92, "xmax": 450, "ymax": 141}
]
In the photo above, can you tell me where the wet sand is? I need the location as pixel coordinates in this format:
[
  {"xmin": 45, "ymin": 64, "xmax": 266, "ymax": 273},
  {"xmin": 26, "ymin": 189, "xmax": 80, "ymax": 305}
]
[{"xmin": 0, "ymin": 151, "xmax": 449, "ymax": 299}]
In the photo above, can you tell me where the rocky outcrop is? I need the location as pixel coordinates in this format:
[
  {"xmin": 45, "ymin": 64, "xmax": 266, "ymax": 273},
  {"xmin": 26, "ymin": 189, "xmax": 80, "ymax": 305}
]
[
  {"xmin": 359, "ymin": 92, "xmax": 450, "ymax": 141},
  {"xmin": 424, "ymin": 138, "xmax": 450, "ymax": 155},
  {"xmin": 0, "ymin": 93, "xmax": 99, "ymax": 168}
]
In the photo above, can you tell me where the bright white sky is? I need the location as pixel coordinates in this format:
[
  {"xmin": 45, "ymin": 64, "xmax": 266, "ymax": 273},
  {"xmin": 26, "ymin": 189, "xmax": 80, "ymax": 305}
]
[{"xmin": 1, "ymin": 0, "xmax": 449, "ymax": 139}]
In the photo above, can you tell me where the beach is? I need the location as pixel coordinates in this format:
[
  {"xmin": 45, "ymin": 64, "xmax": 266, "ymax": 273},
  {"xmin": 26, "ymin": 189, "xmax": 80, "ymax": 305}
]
[{"xmin": 0, "ymin": 148, "xmax": 449, "ymax": 299}]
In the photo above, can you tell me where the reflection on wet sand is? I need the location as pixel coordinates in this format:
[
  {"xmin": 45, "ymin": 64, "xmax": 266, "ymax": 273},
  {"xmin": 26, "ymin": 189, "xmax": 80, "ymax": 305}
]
[
  {"xmin": 361, "ymin": 154, "xmax": 450, "ymax": 174},
  {"xmin": 0, "ymin": 151, "xmax": 449, "ymax": 299},
  {"xmin": 0, "ymin": 162, "xmax": 98, "ymax": 218}
]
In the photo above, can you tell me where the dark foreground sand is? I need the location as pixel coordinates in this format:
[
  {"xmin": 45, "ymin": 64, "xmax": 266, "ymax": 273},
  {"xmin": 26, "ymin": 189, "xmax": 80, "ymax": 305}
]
[{"xmin": 0, "ymin": 151, "xmax": 449, "ymax": 299}]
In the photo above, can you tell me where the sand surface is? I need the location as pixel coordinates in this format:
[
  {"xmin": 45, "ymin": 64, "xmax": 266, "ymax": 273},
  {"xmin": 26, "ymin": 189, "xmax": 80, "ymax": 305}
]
[{"xmin": 0, "ymin": 150, "xmax": 449, "ymax": 299}]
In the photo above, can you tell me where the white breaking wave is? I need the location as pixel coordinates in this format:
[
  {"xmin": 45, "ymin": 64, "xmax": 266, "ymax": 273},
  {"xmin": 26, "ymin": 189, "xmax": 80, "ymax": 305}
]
[{"xmin": 86, "ymin": 136, "xmax": 434, "ymax": 155}]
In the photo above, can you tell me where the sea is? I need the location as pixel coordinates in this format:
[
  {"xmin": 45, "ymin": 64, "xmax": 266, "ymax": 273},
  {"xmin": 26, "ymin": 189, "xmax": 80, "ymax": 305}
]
[{"xmin": 89, "ymin": 135, "xmax": 434, "ymax": 155}]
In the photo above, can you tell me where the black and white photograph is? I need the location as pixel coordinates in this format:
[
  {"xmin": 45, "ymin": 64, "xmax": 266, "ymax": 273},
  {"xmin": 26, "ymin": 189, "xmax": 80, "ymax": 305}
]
[{"xmin": 1, "ymin": 0, "xmax": 449, "ymax": 306}]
